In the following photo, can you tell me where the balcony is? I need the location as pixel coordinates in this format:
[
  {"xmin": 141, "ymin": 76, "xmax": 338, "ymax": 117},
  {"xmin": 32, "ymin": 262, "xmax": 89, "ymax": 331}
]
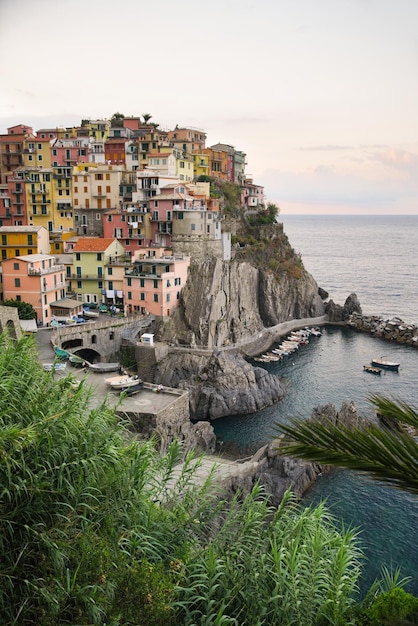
[
  {"xmin": 28, "ymin": 264, "xmax": 64, "ymax": 275},
  {"xmin": 71, "ymin": 273, "xmax": 104, "ymax": 280}
]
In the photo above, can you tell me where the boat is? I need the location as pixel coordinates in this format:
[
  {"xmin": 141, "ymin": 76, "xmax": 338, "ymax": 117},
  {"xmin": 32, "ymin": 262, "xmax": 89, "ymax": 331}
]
[
  {"xmin": 83, "ymin": 308, "xmax": 99, "ymax": 318},
  {"xmin": 124, "ymin": 380, "xmax": 145, "ymax": 396},
  {"xmin": 105, "ymin": 374, "xmax": 141, "ymax": 389},
  {"xmin": 43, "ymin": 362, "xmax": 67, "ymax": 372},
  {"xmin": 363, "ymin": 365, "xmax": 382, "ymax": 375},
  {"xmin": 69, "ymin": 354, "xmax": 87, "ymax": 367},
  {"xmin": 371, "ymin": 358, "xmax": 400, "ymax": 371},
  {"xmin": 54, "ymin": 346, "xmax": 71, "ymax": 359},
  {"xmin": 88, "ymin": 362, "xmax": 120, "ymax": 373}
]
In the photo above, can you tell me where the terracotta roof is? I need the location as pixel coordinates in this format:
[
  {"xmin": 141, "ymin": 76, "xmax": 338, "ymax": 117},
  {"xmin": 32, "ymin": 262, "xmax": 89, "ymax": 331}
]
[{"xmin": 73, "ymin": 237, "xmax": 116, "ymax": 252}]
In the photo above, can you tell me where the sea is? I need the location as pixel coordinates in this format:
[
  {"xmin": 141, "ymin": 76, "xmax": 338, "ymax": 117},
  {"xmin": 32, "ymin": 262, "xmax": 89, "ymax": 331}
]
[{"xmin": 213, "ymin": 214, "xmax": 418, "ymax": 597}]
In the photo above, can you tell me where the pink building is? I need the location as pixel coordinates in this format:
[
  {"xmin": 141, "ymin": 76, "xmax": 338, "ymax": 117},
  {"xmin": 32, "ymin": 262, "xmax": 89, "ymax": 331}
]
[
  {"xmin": 124, "ymin": 250, "xmax": 190, "ymax": 318},
  {"xmin": 103, "ymin": 207, "xmax": 152, "ymax": 254},
  {"xmin": 2, "ymin": 253, "xmax": 69, "ymax": 326}
]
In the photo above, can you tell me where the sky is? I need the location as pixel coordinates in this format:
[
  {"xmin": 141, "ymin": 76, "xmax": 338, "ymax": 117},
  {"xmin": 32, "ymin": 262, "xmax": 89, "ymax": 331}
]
[{"xmin": 1, "ymin": 0, "xmax": 417, "ymax": 215}]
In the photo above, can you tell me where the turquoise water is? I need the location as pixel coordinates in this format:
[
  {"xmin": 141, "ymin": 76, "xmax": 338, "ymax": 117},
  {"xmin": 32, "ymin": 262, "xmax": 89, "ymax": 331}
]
[{"xmin": 214, "ymin": 215, "xmax": 418, "ymax": 595}]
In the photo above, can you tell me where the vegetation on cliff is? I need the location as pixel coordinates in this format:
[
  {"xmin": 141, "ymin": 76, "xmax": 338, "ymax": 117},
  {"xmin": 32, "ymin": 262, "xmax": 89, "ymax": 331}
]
[{"xmin": 5, "ymin": 330, "xmax": 416, "ymax": 624}]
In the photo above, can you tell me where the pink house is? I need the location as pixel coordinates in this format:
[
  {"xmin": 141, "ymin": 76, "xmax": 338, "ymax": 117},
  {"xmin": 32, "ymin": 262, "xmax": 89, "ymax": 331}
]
[
  {"xmin": 149, "ymin": 184, "xmax": 206, "ymax": 247},
  {"xmin": 123, "ymin": 250, "xmax": 190, "ymax": 318},
  {"xmin": 103, "ymin": 207, "xmax": 152, "ymax": 254},
  {"xmin": 2, "ymin": 253, "xmax": 69, "ymax": 326}
]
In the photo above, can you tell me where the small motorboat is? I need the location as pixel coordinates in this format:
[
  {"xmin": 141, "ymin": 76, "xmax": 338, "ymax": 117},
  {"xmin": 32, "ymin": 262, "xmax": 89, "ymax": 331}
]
[
  {"xmin": 43, "ymin": 362, "xmax": 67, "ymax": 372},
  {"xmin": 363, "ymin": 365, "xmax": 382, "ymax": 375},
  {"xmin": 371, "ymin": 358, "xmax": 400, "ymax": 371},
  {"xmin": 69, "ymin": 354, "xmax": 87, "ymax": 367},
  {"xmin": 88, "ymin": 362, "xmax": 120, "ymax": 373},
  {"xmin": 105, "ymin": 374, "xmax": 141, "ymax": 390},
  {"xmin": 54, "ymin": 346, "xmax": 71, "ymax": 360},
  {"xmin": 83, "ymin": 308, "xmax": 99, "ymax": 318}
]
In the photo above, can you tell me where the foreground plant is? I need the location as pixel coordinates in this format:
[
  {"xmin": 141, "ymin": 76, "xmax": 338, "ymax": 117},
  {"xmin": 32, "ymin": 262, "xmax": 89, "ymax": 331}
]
[
  {"xmin": 276, "ymin": 395, "xmax": 418, "ymax": 495},
  {"xmin": 0, "ymin": 330, "xmax": 372, "ymax": 624}
]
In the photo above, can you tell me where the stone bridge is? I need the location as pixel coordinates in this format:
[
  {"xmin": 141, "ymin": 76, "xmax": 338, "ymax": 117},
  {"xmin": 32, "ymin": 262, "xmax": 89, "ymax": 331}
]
[{"xmin": 52, "ymin": 314, "xmax": 156, "ymax": 363}]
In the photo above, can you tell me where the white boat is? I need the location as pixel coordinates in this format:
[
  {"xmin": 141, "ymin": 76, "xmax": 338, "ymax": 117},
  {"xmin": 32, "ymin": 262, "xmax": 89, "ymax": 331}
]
[
  {"xmin": 43, "ymin": 362, "xmax": 67, "ymax": 372},
  {"xmin": 88, "ymin": 362, "xmax": 120, "ymax": 373},
  {"xmin": 83, "ymin": 309, "xmax": 99, "ymax": 318},
  {"xmin": 105, "ymin": 374, "xmax": 141, "ymax": 389},
  {"xmin": 371, "ymin": 358, "xmax": 400, "ymax": 371}
]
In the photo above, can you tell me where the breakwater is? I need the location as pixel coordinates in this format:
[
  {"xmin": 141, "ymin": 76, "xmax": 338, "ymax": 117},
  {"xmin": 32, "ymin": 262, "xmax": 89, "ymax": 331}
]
[{"xmin": 347, "ymin": 313, "xmax": 418, "ymax": 348}]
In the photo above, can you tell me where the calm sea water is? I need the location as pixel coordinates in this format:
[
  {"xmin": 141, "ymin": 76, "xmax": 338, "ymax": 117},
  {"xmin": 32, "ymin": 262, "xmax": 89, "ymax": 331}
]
[{"xmin": 214, "ymin": 214, "xmax": 418, "ymax": 596}]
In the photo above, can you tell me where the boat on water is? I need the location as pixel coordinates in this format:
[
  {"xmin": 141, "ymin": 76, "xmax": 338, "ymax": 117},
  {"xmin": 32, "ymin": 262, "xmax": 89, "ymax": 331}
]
[
  {"xmin": 371, "ymin": 358, "xmax": 400, "ymax": 371},
  {"xmin": 105, "ymin": 374, "xmax": 141, "ymax": 389},
  {"xmin": 363, "ymin": 365, "xmax": 382, "ymax": 375},
  {"xmin": 88, "ymin": 362, "xmax": 120, "ymax": 373}
]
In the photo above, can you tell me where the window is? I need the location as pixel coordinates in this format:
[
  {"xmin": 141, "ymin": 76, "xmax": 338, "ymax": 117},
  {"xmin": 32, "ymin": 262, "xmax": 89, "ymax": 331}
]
[
  {"xmin": 153, "ymin": 279, "xmax": 158, "ymax": 289},
  {"xmin": 191, "ymin": 224, "xmax": 195, "ymax": 231},
  {"xmin": 140, "ymin": 292, "xmax": 145, "ymax": 301},
  {"xmin": 127, "ymin": 277, "xmax": 131, "ymax": 286},
  {"xmin": 97, "ymin": 253, "xmax": 102, "ymax": 261},
  {"xmin": 108, "ymin": 267, "xmax": 113, "ymax": 275},
  {"xmin": 98, "ymin": 267, "xmax": 103, "ymax": 278},
  {"xmin": 108, "ymin": 281, "xmax": 113, "ymax": 290},
  {"xmin": 128, "ymin": 291, "xmax": 132, "ymax": 300},
  {"xmin": 15, "ymin": 278, "xmax": 21, "ymax": 287},
  {"xmin": 13, "ymin": 262, "xmax": 19, "ymax": 270},
  {"xmin": 76, "ymin": 253, "xmax": 81, "ymax": 261},
  {"xmin": 98, "ymin": 281, "xmax": 103, "ymax": 289},
  {"xmin": 140, "ymin": 278, "xmax": 145, "ymax": 288},
  {"xmin": 15, "ymin": 249, "xmax": 20, "ymax": 256},
  {"xmin": 166, "ymin": 293, "xmax": 171, "ymax": 302},
  {"xmin": 77, "ymin": 280, "xmax": 82, "ymax": 288},
  {"xmin": 153, "ymin": 293, "xmax": 158, "ymax": 303}
]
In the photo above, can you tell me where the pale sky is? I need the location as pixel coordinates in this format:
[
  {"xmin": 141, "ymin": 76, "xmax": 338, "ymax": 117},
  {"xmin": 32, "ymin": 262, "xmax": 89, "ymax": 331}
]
[{"xmin": 1, "ymin": 0, "xmax": 417, "ymax": 214}]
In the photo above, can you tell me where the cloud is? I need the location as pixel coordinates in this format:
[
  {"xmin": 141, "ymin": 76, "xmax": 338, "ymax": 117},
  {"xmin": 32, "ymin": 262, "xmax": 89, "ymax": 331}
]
[
  {"xmin": 300, "ymin": 144, "xmax": 353, "ymax": 151},
  {"xmin": 259, "ymin": 162, "xmax": 418, "ymax": 213},
  {"xmin": 368, "ymin": 148, "xmax": 418, "ymax": 174}
]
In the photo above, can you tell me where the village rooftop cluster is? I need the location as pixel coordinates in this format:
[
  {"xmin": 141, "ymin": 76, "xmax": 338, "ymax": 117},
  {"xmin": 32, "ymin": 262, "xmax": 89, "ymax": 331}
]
[{"xmin": 0, "ymin": 115, "xmax": 265, "ymax": 326}]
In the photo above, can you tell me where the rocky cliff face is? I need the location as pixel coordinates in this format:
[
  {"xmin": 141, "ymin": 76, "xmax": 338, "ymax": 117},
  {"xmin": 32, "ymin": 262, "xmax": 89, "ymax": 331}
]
[
  {"xmin": 155, "ymin": 350, "xmax": 286, "ymax": 421},
  {"xmin": 159, "ymin": 224, "xmax": 325, "ymax": 349},
  {"xmin": 152, "ymin": 222, "xmax": 327, "ymax": 420}
]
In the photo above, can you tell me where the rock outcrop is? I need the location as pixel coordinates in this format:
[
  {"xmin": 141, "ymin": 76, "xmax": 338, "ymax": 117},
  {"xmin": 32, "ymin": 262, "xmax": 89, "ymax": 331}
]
[
  {"xmin": 325, "ymin": 292, "xmax": 362, "ymax": 322},
  {"xmin": 347, "ymin": 313, "xmax": 418, "ymax": 347},
  {"xmin": 213, "ymin": 400, "xmax": 368, "ymax": 506},
  {"xmin": 155, "ymin": 350, "xmax": 286, "ymax": 421}
]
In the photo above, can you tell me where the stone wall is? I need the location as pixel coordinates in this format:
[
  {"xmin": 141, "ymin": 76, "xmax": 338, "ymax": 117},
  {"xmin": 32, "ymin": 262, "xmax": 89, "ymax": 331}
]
[
  {"xmin": 0, "ymin": 305, "xmax": 22, "ymax": 340},
  {"xmin": 120, "ymin": 387, "xmax": 216, "ymax": 455}
]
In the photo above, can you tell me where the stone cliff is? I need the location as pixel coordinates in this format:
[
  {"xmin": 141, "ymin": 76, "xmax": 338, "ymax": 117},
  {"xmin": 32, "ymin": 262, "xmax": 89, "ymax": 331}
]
[
  {"xmin": 153, "ymin": 221, "xmax": 326, "ymax": 420},
  {"xmin": 159, "ymin": 222, "xmax": 325, "ymax": 349}
]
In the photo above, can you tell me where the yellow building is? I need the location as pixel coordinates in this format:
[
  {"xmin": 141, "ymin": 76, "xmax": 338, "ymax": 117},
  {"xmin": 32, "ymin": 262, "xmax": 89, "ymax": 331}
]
[
  {"xmin": 25, "ymin": 169, "xmax": 55, "ymax": 231},
  {"xmin": 51, "ymin": 165, "xmax": 74, "ymax": 230},
  {"xmin": 193, "ymin": 152, "xmax": 210, "ymax": 179},
  {"xmin": 0, "ymin": 225, "xmax": 50, "ymax": 261},
  {"xmin": 72, "ymin": 163, "xmax": 123, "ymax": 212},
  {"xmin": 23, "ymin": 137, "xmax": 52, "ymax": 169}
]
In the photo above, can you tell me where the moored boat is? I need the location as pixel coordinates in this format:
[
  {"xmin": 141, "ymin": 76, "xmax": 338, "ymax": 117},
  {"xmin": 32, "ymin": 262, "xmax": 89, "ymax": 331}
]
[
  {"xmin": 105, "ymin": 374, "xmax": 141, "ymax": 389},
  {"xmin": 88, "ymin": 362, "xmax": 120, "ymax": 373},
  {"xmin": 54, "ymin": 346, "xmax": 71, "ymax": 359},
  {"xmin": 363, "ymin": 365, "xmax": 382, "ymax": 375},
  {"xmin": 371, "ymin": 358, "xmax": 400, "ymax": 371}
]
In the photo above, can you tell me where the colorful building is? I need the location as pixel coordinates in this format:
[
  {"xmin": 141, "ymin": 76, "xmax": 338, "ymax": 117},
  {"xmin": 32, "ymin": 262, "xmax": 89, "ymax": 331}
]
[
  {"xmin": 103, "ymin": 208, "xmax": 152, "ymax": 254},
  {"xmin": 72, "ymin": 163, "xmax": 123, "ymax": 237},
  {"xmin": 71, "ymin": 237, "xmax": 125, "ymax": 306},
  {"xmin": 124, "ymin": 250, "xmax": 190, "ymax": 318},
  {"xmin": 2, "ymin": 253, "xmax": 66, "ymax": 326},
  {"xmin": 0, "ymin": 225, "xmax": 49, "ymax": 261}
]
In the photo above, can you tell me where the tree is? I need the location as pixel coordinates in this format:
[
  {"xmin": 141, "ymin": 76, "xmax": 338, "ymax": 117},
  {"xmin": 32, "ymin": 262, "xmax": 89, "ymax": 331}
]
[
  {"xmin": 110, "ymin": 112, "xmax": 125, "ymax": 127},
  {"xmin": 3, "ymin": 298, "xmax": 36, "ymax": 319},
  {"xmin": 276, "ymin": 395, "xmax": 418, "ymax": 495},
  {"xmin": 142, "ymin": 112, "xmax": 152, "ymax": 124}
]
